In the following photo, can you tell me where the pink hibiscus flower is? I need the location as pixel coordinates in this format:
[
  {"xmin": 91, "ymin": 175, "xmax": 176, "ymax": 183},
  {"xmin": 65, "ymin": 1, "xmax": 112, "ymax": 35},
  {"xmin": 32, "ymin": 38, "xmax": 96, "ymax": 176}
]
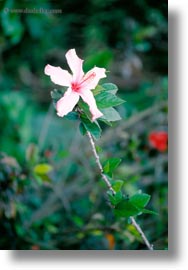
[{"xmin": 44, "ymin": 49, "xmax": 106, "ymax": 121}]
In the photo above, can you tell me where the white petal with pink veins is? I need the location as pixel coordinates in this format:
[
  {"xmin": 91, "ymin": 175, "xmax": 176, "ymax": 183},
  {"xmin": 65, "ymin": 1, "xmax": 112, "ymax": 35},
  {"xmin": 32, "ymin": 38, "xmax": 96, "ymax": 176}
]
[
  {"xmin": 80, "ymin": 67, "xmax": 106, "ymax": 91},
  {"xmin": 44, "ymin": 64, "xmax": 72, "ymax": 86},
  {"xmin": 56, "ymin": 88, "xmax": 80, "ymax": 117},
  {"xmin": 65, "ymin": 49, "xmax": 84, "ymax": 82},
  {"xmin": 80, "ymin": 90, "xmax": 103, "ymax": 121}
]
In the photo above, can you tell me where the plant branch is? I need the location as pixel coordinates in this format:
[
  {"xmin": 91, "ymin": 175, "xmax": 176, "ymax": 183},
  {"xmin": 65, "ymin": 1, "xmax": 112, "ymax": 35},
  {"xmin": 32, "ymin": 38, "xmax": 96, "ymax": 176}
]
[
  {"xmin": 130, "ymin": 216, "xmax": 153, "ymax": 250},
  {"xmin": 100, "ymin": 101, "xmax": 167, "ymax": 144},
  {"xmin": 86, "ymin": 131, "xmax": 115, "ymax": 195},
  {"xmin": 86, "ymin": 131, "xmax": 154, "ymax": 250}
]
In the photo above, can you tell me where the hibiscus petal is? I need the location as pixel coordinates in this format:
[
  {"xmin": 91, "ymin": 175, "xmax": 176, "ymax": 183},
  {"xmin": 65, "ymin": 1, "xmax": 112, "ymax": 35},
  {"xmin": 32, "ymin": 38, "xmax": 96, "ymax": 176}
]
[
  {"xmin": 65, "ymin": 49, "xmax": 84, "ymax": 82},
  {"xmin": 80, "ymin": 90, "xmax": 103, "ymax": 121},
  {"xmin": 44, "ymin": 64, "xmax": 72, "ymax": 86},
  {"xmin": 80, "ymin": 67, "xmax": 106, "ymax": 91},
  {"xmin": 56, "ymin": 88, "xmax": 80, "ymax": 117}
]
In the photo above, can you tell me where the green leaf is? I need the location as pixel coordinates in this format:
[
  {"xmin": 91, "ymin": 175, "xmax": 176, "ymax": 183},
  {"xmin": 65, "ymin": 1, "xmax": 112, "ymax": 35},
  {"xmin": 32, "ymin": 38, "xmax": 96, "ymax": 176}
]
[
  {"xmin": 34, "ymin": 163, "xmax": 53, "ymax": 175},
  {"xmin": 114, "ymin": 193, "xmax": 155, "ymax": 218},
  {"xmin": 78, "ymin": 87, "xmax": 123, "ymax": 123},
  {"xmin": 93, "ymin": 83, "xmax": 118, "ymax": 96},
  {"xmin": 93, "ymin": 85, "xmax": 105, "ymax": 96},
  {"xmin": 72, "ymin": 215, "xmax": 84, "ymax": 227},
  {"xmin": 141, "ymin": 209, "xmax": 159, "ymax": 215},
  {"xmin": 78, "ymin": 100, "xmax": 91, "ymax": 120},
  {"xmin": 102, "ymin": 83, "xmax": 118, "ymax": 94},
  {"xmin": 80, "ymin": 115, "xmax": 101, "ymax": 140},
  {"xmin": 95, "ymin": 92, "xmax": 125, "ymax": 109},
  {"xmin": 98, "ymin": 118, "xmax": 112, "ymax": 127},
  {"xmin": 129, "ymin": 193, "xmax": 151, "ymax": 209},
  {"xmin": 107, "ymin": 190, "xmax": 123, "ymax": 206},
  {"xmin": 111, "ymin": 180, "xmax": 124, "ymax": 192},
  {"xmin": 34, "ymin": 174, "xmax": 51, "ymax": 184},
  {"xmin": 100, "ymin": 107, "xmax": 121, "ymax": 122},
  {"xmin": 114, "ymin": 199, "xmax": 141, "ymax": 218},
  {"xmin": 79, "ymin": 122, "xmax": 87, "ymax": 136},
  {"xmin": 103, "ymin": 158, "xmax": 122, "ymax": 175},
  {"xmin": 64, "ymin": 111, "xmax": 79, "ymax": 121},
  {"xmin": 96, "ymin": 145, "xmax": 103, "ymax": 153}
]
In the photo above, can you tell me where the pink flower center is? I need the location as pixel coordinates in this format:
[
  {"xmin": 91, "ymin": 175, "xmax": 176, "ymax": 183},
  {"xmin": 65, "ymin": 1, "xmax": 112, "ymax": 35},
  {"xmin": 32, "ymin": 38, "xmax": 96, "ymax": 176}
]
[
  {"xmin": 71, "ymin": 82, "xmax": 80, "ymax": 92},
  {"xmin": 71, "ymin": 72, "xmax": 96, "ymax": 92}
]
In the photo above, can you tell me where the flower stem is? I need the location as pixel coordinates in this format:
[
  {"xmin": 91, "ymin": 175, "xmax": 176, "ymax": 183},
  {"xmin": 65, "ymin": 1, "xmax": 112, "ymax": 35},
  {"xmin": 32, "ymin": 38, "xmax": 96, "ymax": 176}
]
[
  {"xmin": 130, "ymin": 216, "xmax": 153, "ymax": 250},
  {"xmin": 86, "ymin": 131, "xmax": 154, "ymax": 250},
  {"xmin": 86, "ymin": 131, "xmax": 115, "ymax": 195}
]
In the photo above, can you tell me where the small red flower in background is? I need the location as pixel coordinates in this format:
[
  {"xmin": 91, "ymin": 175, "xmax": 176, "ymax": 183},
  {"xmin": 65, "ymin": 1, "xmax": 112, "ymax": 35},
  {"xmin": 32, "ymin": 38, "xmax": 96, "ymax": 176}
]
[
  {"xmin": 31, "ymin": 245, "xmax": 40, "ymax": 250},
  {"xmin": 44, "ymin": 149, "xmax": 53, "ymax": 158},
  {"xmin": 149, "ymin": 131, "xmax": 168, "ymax": 152}
]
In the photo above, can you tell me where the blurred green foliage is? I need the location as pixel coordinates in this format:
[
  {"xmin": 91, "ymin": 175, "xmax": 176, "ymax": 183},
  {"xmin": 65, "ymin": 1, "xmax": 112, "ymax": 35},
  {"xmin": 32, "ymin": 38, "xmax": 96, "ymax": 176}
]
[{"xmin": 0, "ymin": 0, "xmax": 167, "ymax": 250}]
